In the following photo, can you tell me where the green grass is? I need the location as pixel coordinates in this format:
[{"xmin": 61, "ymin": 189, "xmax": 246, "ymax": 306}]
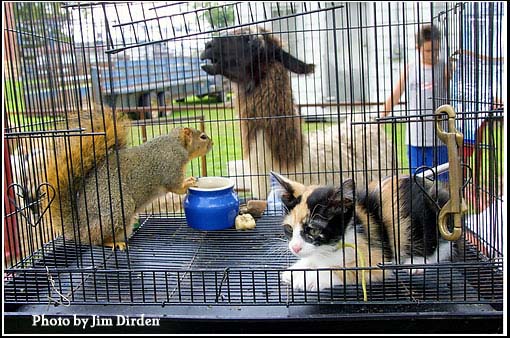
[
  {"xmin": 8, "ymin": 109, "xmax": 503, "ymax": 190},
  {"xmin": 172, "ymin": 94, "xmax": 223, "ymax": 105},
  {"xmin": 127, "ymin": 107, "xmax": 242, "ymax": 178},
  {"xmin": 5, "ymin": 80, "xmax": 25, "ymax": 113},
  {"xmin": 466, "ymin": 120, "xmax": 504, "ymax": 188},
  {"xmin": 7, "ymin": 113, "xmax": 59, "ymax": 133},
  {"xmin": 385, "ymin": 122, "xmax": 409, "ymax": 170},
  {"xmin": 129, "ymin": 111, "xmax": 407, "ymax": 178}
]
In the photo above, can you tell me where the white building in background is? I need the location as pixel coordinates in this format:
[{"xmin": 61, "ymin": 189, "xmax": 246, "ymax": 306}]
[
  {"xmin": 237, "ymin": 2, "xmax": 452, "ymax": 120},
  {"xmin": 65, "ymin": 2, "xmax": 501, "ymax": 118}
]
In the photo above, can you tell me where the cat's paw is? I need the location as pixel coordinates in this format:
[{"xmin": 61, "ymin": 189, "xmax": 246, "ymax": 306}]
[
  {"xmin": 281, "ymin": 270, "xmax": 309, "ymax": 290},
  {"xmin": 409, "ymin": 268, "xmax": 425, "ymax": 275},
  {"xmin": 403, "ymin": 257, "xmax": 425, "ymax": 275},
  {"xmin": 281, "ymin": 270, "xmax": 335, "ymax": 291},
  {"xmin": 281, "ymin": 270, "xmax": 292, "ymax": 286}
]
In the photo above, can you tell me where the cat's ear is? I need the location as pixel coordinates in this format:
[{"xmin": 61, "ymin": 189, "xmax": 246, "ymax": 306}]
[
  {"xmin": 328, "ymin": 179, "xmax": 355, "ymax": 212},
  {"xmin": 270, "ymin": 172, "xmax": 306, "ymax": 196},
  {"xmin": 270, "ymin": 171, "xmax": 305, "ymax": 211},
  {"xmin": 340, "ymin": 178, "xmax": 355, "ymax": 204}
]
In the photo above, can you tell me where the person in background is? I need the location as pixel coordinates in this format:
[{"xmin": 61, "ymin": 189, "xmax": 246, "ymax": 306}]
[{"xmin": 383, "ymin": 24, "xmax": 451, "ymax": 181}]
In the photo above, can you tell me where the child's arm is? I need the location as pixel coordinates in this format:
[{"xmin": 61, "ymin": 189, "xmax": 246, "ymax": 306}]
[{"xmin": 383, "ymin": 65, "xmax": 409, "ymax": 117}]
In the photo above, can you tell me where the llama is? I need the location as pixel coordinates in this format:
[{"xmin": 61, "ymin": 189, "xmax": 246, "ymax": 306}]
[{"xmin": 201, "ymin": 27, "xmax": 394, "ymax": 199}]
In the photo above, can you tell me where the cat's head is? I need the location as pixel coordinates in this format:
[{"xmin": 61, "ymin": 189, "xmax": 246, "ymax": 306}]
[{"xmin": 271, "ymin": 172, "xmax": 355, "ymax": 258}]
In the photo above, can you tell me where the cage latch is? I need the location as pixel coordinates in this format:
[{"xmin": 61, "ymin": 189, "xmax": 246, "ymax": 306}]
[{"xmin": 435, "ymin": 105, "xmax": 467, "ymax": 241}]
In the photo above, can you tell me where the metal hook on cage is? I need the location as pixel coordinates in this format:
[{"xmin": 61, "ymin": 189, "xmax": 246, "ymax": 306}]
[
  {"xmin": 7, "ymin": 183, "xmax": 55, "ymax": 228},
  {"xmin": 435, "ymin": 105, "xmax": 468, "ymax": 241}
]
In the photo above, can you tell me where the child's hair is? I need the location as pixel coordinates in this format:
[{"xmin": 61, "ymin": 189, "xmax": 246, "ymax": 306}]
[{"xmin": 416, "ymin": 24, "xmax": 440, "ymax": 46}]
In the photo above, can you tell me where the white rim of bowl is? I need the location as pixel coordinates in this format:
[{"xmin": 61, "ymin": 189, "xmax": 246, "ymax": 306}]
[{"xmin": 188, "ymin": 177, "xmax": 235, "ymax": 192}]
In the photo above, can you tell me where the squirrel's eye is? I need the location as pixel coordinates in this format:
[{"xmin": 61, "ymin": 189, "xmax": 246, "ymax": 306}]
[{"xmin": 200, "ymin": 133, "xmax": 208, "ymax": 140}]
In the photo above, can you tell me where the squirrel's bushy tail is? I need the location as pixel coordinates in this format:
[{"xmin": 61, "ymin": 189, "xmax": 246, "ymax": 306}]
[{"xmin": 46, "ymin": 110, "xmax": 129, "ymax": 228}]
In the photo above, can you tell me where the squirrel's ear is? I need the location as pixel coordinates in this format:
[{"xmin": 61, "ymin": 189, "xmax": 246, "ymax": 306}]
[{"xmin": 180, "ymin": 127, "xmax": 193, "ymax": 147}]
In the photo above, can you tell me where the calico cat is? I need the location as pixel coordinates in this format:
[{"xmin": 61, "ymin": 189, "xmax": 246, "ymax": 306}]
[{"xmin": 271, "ymin": 172, "xmax": 455, "ymax": 291}]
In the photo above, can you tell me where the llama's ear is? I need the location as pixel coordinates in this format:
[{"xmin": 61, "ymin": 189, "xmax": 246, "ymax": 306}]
[
  {"xmin": 270, "ymin": 172, "xmax": 305, "ymax": 211},
  {"xmin": 268, "ymin": 44, "xmax": 315, "ymax": 74}
]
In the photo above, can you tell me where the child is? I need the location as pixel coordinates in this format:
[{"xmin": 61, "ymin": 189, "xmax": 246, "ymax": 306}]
[{"xmin": 383, "ymin": 24, "xmax": 450, "ymax": 180}]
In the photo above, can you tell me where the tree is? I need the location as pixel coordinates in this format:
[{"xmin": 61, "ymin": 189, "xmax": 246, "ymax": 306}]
[
  {"xmin": 195, "ymin": 2, "xmax": 236, "ymax": 30},
  {"xmin": 13, "ymin": 3, "xmax": 69, "ymax": 42}
]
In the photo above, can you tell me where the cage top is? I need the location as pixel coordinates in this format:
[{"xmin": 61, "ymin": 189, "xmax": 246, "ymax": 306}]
[{"xmin": 63, "ymin": 2, "xmax": 345, "ymax": 54}]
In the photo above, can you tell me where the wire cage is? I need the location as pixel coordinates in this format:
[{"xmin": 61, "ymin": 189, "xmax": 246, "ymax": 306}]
[{"xmin": 3, "ymin": 2, "xmax": 505, "ymax": 333}]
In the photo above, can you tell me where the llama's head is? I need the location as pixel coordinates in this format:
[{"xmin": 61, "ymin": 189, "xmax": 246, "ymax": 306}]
[{"xmin": 200, "ymin": 27, "xmax": 314, "ymax": 90}]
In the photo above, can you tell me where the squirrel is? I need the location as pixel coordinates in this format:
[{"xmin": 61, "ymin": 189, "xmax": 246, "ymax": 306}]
[{"xmin": 45, "ymin": 111, "xmax": 213, "ymax": 250}]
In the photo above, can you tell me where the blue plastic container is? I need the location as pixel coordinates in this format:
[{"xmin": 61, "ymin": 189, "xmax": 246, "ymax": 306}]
[{"xmin": 183, "ymin": 177, "xmax": 239, "ymax": 231}]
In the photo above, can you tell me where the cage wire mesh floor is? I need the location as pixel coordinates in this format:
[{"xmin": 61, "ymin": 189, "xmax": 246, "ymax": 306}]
[{"xmin": 4, "ymin": 216, "xmax": 503, "ymax": 307}]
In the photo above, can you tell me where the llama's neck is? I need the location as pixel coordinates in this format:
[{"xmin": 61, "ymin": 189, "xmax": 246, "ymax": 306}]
[{"xmin": 235, "ymin": 63, "xmax": 304, "ymax": 170}]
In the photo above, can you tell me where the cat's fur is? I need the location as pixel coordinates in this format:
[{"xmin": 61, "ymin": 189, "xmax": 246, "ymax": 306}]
[{"xmin": 271, "ymin": 172, "xmax": 455, "ymax": 291}]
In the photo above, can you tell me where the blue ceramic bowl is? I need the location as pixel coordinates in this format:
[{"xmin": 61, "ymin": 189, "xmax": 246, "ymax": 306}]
[{"xmin": 183, "ymin": 177, "xmax": 239, "ymax": 231}]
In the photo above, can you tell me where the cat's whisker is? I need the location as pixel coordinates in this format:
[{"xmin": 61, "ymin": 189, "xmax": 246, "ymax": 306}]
[
  {"xmin": 265, "ymin": 245, "xmax": 287, "ymax": 255},
  {"xmin": 309, "ymin": 203, "xmax": 330, "ymax": 223},
  {"xmin": 273, "ymin": 237, "xmax": 288, "ymax": 243},
  {"xmin": 261, "ymin": 238, "xmax": 291, "ymax": 259},
  {"xmin": 309, "ymin": 203, "xmax": 323, "ymax": 220}
]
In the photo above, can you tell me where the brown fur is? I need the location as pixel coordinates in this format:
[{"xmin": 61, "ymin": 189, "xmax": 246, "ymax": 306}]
[
  {"xmin": 70, "ymin": 127, "xmax": 211, "ymax": 248},
  {"xmin": 235, "ymin": 62, "xmax": 304, "ymax": 168},
  {"xmin": 45, "ymin": 112, "xmax": 212, "ymax": 249},
  {"xmin": 227, "ymin": 29, "xmax": 393, "ymax": 198},
  {"xmin": 200, "ymin": 28, "xmax": 393, "ymax": 199},
  {"xmin": 331, "ymin": 236, "xmax": 385, "ymax": 285},
  {"xmin": 44, "ymin": 111, "xmax": 129, "ymax": 233},
  {"xmin": 6, "ymin": 109, "xmax": 128, "ymax": 260}
]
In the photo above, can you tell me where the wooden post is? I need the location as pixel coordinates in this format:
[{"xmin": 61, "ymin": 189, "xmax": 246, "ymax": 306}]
[
  {"xmin": 4, "ymin": 140, "xmax": 20, "ymax": 265},
  {"xmin": 141, "ymin": 123, "xmax": 147, "ymax": 143},
  {"xmin": 199, "ymin": 116, "xmax": 207, "ymax": 177}
]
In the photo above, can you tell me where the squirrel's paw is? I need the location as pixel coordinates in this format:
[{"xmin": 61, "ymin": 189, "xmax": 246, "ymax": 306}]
[
  {"xmin": 183, "ymin": 176, "xmax": 198, "ymax": 188},
  {"xmin": 104, "ymin": 241, "xmax": 127, "ymax": 251},
  {"xmin": 173, "ymin": 177, "xmax": 198, "ymax": 194}
]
